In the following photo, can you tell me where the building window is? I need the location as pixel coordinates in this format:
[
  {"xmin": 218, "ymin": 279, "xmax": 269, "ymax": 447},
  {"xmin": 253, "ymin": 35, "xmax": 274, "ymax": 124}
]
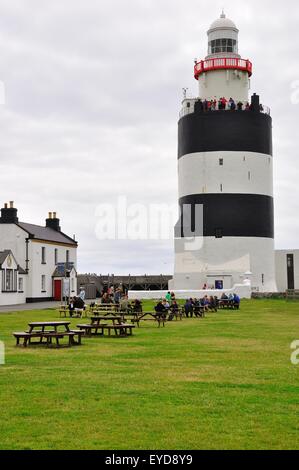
[
  {"xmin": 71, "ymin": 278, "xmax": 75, "ymax": 293},
  {"xmin": 66, "ymin": 250, "xmax": 70, "ymax": 264},
  {"xmin": 215, "ymin": 228, "xmax": 223, "ymax": 239},
  {"xmin": 186, "ymin": 102, "xmax": 191, "ymax": 108},
  {"xmin": 262, "ymin": 274, "xmax": 265, "ymax": 285},
  {"xmin": 248, "ymin": 171, "xmax": 251, "ymax": 181},
  {"xmin": 220, "ymin": 184, "xmax": 223, "ymax": 192},
  {"xmin": 41, "ymin": 275, "xmax": 46, "ymax": 292},
  {"xmin": 5, "ymin": 269, "xmax": 14, "ymax": 292},
  {"xmin": 18, "ymin": 277, "xmax": 23, "ymax": 292},
  {"xmin": 55, "ymin": 249, "xmax": 58, "ymax": 265},
  {"xmin": 41, "ymin": 247, "xmax": 46, "ymax": 264},
  {"xmin": 219, "ymin": 158, "xmax": 224, "ymax": 166}
]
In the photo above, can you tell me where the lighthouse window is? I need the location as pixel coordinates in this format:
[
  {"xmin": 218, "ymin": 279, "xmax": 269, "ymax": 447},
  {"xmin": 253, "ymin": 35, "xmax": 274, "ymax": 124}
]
[
  {"xmin": 186, "ymin": 102, "xmax": 191, "ymax": 108},
  {"xmin": 220, "ymin": 184, "xmax": 223, "ymax": 192},
  {"xmin": 219, "ymin": 158, "xmax": 224, "ymax": 166},
  {"xmin": 248, "ymin": 171, "xmax": 251, "ymax": 180},
  {"xmin": 210, "ymin": 39, "xmax": 237, "ymax": 54}
]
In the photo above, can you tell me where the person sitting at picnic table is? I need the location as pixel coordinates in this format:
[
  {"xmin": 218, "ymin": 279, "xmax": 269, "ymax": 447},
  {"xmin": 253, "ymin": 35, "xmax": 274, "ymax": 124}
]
[
  {"xmin": 168, "ymin": 300, "xmax": 179, "ymax": 321},
  {"xmin": 184, "ymin": 298, "xmax": 193, "ymax": 318},
  {"xmin": 193, "ymin": 298, "xmax": 202, "ymax": 317},
  {"xmin": 202, "ymin": 295, "xmax": 210, "ymax": 313},
  {"xmin": 155, "ymin": 300, "xmax": 167, "ymax": 319},
  {"xmin": 69, "ymin": 296, "xmax": 85, "ymax": 317},
  {"xmin": 233, "ymin": 293, "xmax": 241, "ymax": 309},
  {"xmin": 120, "ymin": 295, "xmax": 130, "ymax": 313},
  {"xmin": 228, "ymin": 293, "xmax": 234, "ymax": 307},
  {"xmin": 101, "ymin": 292, "xmax": 112, "ymax": 304},
  {"xmin": 208, "ymin": 296, "xmax": 218, "ymax": 312},
  {"xmin": 68, "ymin": 297, "xmax": 75, "ymax": 316},
  {"xmin": 132, "ymin": 299, "xmax": 142, "ymax": 313},
  {"xmin": 74, "ymin": 296, "xmax": 85, "ymax": 309}
]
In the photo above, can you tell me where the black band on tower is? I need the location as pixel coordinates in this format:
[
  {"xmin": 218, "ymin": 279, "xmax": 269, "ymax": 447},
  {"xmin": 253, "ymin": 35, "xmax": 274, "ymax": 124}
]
[
  {"xmin": 178, "ymin": 110, "xmax": 272, "ymax": 158},
  {"xmin": 176, "ymin": 193, "xmax": 274, "ymax": 239}
]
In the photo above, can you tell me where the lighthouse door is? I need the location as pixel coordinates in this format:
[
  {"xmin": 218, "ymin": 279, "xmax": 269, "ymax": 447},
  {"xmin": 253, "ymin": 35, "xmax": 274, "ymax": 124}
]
[{"xmin": 287, "ymin": 254, "xmax": 295, "ymax": 290}]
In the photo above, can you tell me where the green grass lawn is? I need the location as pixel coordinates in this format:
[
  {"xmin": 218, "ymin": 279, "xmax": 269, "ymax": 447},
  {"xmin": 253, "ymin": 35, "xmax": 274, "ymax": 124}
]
[{"xmin": 0, "ymin": 299, "xmax": 298, "ymax": 450}]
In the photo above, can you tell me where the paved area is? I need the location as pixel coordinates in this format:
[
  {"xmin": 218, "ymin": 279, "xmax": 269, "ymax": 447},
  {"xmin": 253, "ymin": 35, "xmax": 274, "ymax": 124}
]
[{"xmin": 0, "ymin": 301, "xmax": 61, "ymax": 313}]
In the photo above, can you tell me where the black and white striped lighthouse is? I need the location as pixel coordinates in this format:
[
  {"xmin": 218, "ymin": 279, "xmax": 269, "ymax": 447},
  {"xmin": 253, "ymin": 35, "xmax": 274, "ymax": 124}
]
[{"xmin": 171, "ymin": 12, "xmax": 277, "ymax": 293}]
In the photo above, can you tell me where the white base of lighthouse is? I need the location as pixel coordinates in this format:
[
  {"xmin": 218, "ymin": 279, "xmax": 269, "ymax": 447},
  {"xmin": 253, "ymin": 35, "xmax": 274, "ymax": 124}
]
[{"xmin": 171, "ymin": 236, "xmax": 277, "ymax": 293}]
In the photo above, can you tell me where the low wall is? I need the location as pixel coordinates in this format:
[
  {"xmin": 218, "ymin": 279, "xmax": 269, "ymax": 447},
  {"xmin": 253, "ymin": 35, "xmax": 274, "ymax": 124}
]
[
  {"xmin": 251, "ymin": 292, "xmax": 286, "ymax": 299},
  {"xmin": 128, "ymin": 283, "xmax": 252, "ymax": 300}
]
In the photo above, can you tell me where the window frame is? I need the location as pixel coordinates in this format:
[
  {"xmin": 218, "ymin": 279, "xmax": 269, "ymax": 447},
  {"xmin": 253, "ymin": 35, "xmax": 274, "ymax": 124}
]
[{"xmin": 41, "ymin": 247, "xmax": 46, "ymax": 265}]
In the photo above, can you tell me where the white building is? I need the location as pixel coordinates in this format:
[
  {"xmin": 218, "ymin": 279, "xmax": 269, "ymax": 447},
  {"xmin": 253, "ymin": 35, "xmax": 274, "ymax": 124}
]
[
  {"xmin": 0, "ymin": 202, "xmax": 78, "ymax": 306},
  {"xmin": 170, "ymin": 12, "xmax": 277, "ymax": 293},
  {"xmin": 275, "ymin": 251, "xmax": 299, "ymax": 292}
]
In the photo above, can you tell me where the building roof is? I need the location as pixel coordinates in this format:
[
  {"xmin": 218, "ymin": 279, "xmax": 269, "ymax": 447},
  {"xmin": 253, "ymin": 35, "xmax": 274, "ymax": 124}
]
[
  {"xmin": 0, "ymin": 249, "xmax": 27, "ymax": 274},
  {"xmin": 0, "ymin": 250, "xmax": 11, "ymax": 266},
  {"xmin": 53, "ymin": 263, "xmax": 77, "ymax": 278},
  {"xmin": 17, "ymin": 222, "xmax": 77, "ymax": 246}
]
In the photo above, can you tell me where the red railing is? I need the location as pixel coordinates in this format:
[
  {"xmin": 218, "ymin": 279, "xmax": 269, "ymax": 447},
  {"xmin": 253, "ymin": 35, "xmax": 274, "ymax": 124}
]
[{"xmin": 194, "ymin": 57, "xmax": 252, "ymax": 80}]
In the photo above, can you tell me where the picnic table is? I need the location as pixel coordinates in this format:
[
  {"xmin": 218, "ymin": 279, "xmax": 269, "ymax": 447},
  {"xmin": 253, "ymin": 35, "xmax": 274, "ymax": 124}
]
[
  {"xmin": 93, "ymin": 303, "xmax": 120, "ymax": 313},
  {"xmin": 132, "ymin": 312, "xmax": 166, "ymax": 328},
  {"xmin": 13, "ymin": 321, "xmax": 84, "ymax": 348},
  {"xmin": 58, "ymin": 306, "xmax": 87, "ymax": 318},
  {"xmin": 218, "ymin": 299, "xmax": 239, "ymax": 310},
  {"xmin": 77, "ymin": 315, "xmax": 135, "ymax": 337}
]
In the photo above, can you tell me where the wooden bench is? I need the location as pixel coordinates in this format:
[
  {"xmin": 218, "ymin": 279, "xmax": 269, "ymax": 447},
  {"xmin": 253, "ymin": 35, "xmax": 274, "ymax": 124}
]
[
  {"xmin": 102, "ymin": 324, "xmax": 135, "ymax": 337},
  {"xmin": 77, "ymin": 324, "xmax": 107, "ymax": 336},
  {"xmin": 13, "ymin": 330, "xmax": 83, "ymax": 347},
  {"xmin": 139, "ymin": 313, "xmax": 166, "ymax": 327}
]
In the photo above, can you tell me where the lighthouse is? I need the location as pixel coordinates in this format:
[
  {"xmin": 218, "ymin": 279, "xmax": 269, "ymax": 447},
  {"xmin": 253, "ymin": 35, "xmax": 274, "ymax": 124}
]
[{"xmin": 170, "ymin": 12, "xmax": 277, "ymax": 293}]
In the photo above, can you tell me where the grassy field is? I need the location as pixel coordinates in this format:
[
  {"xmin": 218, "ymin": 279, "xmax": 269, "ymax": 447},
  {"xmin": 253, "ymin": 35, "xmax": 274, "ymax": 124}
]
[{"xmin": 0, "ymin": 299, "xmax": 298, "ymax": 450}]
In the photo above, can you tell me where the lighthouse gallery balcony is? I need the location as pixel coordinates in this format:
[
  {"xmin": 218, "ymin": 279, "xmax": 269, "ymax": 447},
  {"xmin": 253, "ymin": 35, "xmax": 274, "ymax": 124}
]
[
  {"xmin": 194, "ymin": 57, "xmax": 253, "ymax": 80},
  {"xmin": 180, "ymin": 98, "xmax": 270, "ymax": 119}
]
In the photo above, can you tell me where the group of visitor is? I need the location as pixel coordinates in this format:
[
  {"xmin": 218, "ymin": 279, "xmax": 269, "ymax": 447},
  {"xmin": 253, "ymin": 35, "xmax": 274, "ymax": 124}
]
[
  {"xmin": 219, "ymin": 292, "xmax": 241, "ymax": 309},
  {"xmin": 154, "ymin": 293, "xmax": 180, "ymax": 321},
  {"xmin": 197, "ymin": 97, "xmax": 264, "ymax": 113},
  {"xmin": 68, "ymin": 288, "xmax": 86, "ymax": 317}
]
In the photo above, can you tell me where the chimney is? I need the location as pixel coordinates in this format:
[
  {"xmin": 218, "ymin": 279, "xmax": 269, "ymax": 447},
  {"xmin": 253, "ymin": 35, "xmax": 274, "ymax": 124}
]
[
  {"xmin": 46, "ymin": 212, "xmax": 61, "ymax": 232},
  {"xmin": 0, "ymin": 202, "xmax": 19, "ymax": 224}
]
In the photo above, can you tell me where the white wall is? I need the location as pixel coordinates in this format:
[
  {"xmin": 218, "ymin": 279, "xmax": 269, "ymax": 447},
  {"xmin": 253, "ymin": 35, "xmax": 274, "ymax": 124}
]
[
  {"xmin": 178, "ymin": 152, "xmax": 273, "ymax": 198},
  {"xmin": 27, "ymin": 241, "xmax": 77, "ymax": 299},
  {"xmin": 173, "ymin": 236, "xmax": 277, "ymax": 292},
  {"xmin": 129, "ymin": 282, "xmax": 252, "ymax": 300},
  {"xmin": 0, "ymin": 225, "xmax": 27, "ymax": 268},
  {"xmin": 198, "ymin": 69, "xmax": 249, "ymax": 102}
]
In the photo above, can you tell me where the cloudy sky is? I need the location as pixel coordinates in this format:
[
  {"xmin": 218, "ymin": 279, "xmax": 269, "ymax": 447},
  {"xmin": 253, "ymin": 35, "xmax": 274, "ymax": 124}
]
[{"xmin": 0, "ymin": 0, "xmax": 298, "ymax": 274}]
